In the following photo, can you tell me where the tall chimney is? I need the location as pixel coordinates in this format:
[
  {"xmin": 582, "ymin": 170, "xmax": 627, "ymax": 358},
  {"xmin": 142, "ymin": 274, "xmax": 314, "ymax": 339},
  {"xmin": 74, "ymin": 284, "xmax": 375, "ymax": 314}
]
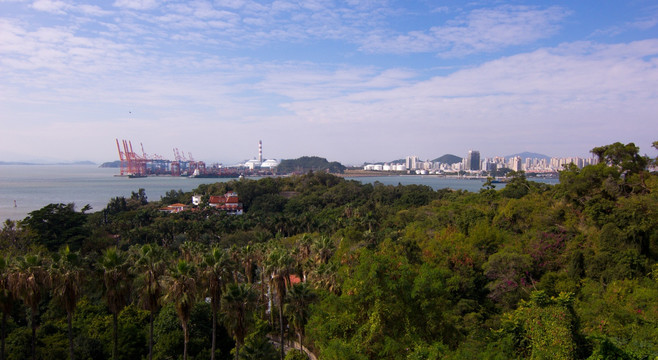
[{"xmin": 258, "ymin": 140, "xmax": 263, "ymax": 163}]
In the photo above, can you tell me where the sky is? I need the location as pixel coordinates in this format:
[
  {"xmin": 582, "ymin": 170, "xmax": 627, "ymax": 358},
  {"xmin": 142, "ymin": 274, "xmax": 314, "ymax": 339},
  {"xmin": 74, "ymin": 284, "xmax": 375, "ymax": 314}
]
[{"xmin": 1, "ymin": 0, "xmax": 657, "ymax": 165}]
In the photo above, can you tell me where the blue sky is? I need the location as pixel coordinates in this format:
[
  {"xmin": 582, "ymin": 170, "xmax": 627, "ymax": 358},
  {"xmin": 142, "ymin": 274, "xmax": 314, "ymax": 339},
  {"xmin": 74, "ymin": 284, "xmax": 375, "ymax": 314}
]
[{"xmin": 1, "ymin": 0, "xmax": 657, "ymax": 165}]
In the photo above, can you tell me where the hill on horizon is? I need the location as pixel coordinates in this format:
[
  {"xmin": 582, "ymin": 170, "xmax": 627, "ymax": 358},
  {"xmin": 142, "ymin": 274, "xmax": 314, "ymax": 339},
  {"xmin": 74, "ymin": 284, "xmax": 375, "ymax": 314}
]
[
  {"xmin": 504, "ymin": 152, "xmax": 551, "ymax": 160},
  {"xmin": 367, "ymin": 154, "xmax": 463, "ymax": 165},
  {"xmin": 0, "ymin": 160, "xmax": 97, "ymax": 166},
  {"xmin": 432, "ymin": 154, "xmax": 462, "ymax": 164},
  {"xmin": 277, "ymin": 156, "xmax": 346, "ymax": 173}
]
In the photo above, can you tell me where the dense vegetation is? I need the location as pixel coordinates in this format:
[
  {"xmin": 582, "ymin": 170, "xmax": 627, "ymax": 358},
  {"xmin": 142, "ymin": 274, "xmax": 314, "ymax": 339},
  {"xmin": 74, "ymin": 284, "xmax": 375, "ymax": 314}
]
[
  {"xmin": 276, "ymin": 156, "xmax": 346, "ymax": 174},
  {"xmin": 0, "ymin": 141, "xmax": 657, "ymax": 360}
]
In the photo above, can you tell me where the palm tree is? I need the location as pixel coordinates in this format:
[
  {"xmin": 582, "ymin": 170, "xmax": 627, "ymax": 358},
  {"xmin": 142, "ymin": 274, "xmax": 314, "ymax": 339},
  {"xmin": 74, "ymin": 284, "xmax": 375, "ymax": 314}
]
[
  {"xmin": 0, "ymin": 256, "xmax": 13, "ymax": 360},
  {"xmin": 228, "ymin": 245, "xmax": 243, "ymax": 283},
  {"xmin": 284, "ymin": 282, "xmax": 316, "ymax": 351},
  {"xmin": 131, "ymin": 244, "xmax": 166, "ymax": 360},
  {"xmin": 163, "ymin": 259, "xmax": 197, "ymax": 360},
  {"xmin": 201, "ymin": 247, "xmax": 232, "ymax": 360},
  {"xmin": 50, "ymin": 246, "xmax": 84, "ymax": 360},
  {"xmin": 309, "ymin": 262, "xmax": 340, "ymax": 294},
  {"xmin": 241, "ymin": 245, "xmax": 256, "ymax": 284},
  {"xmin": 179, "ymin": 241, "xmax": 204, "ymax": 263},
  {"xmin": 8, "ymin": 253, "xmax": 49, "ymax": 360},
  {"xmin": 265, "ymin": 247, "xmax": 294, "ymax": 360},
  {"xmin": 222, "ymin": 283, "xmax": 257, "ymax": 360},
  {"xmin": 312, "ymin": 236, "xmax": 335, "ymax": 265},
  {"xmin": 297, "ymin": 234, "xmax": 313, "ymax": 281},
  {"xmin": 99, "ymin": 247, "xmax": 131, "ymax": 360},
  {"xmin": 248, "ymin": 243, "xmax": 268, "ymax": 316}
]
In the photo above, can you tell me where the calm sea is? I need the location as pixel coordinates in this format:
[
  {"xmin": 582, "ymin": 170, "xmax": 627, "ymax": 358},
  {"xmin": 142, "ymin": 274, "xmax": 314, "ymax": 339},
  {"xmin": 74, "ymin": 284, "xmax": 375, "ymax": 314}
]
[
  {"xmin": 0, "ymin": 165, "xmax": 558, "ymax": 222},
  {"xmin": 0, "ymin": 165, "xmax": 238, "ymax": 221}
]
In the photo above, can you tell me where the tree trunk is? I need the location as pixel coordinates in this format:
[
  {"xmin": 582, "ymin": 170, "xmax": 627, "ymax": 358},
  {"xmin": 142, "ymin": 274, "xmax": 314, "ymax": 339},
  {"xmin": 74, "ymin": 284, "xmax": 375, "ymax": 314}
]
[
  {"xmin": 211, "ymin": 306, "xmax": 217, "ymax": 360},
  {"xmin": 298, "ymin": 332, "xmax": 302, "ymax": 351},
  {"xmin": 279, "ymin": 302, "xmax": 284, "ymax": 360},
  {"xmin": 149, "ymin": 310, "xmax": 154, "ymax": 360},
  {"xmin": 268, "ymin": 284, "xmax": 273, "ymax": 327},
  {"xmin": 234, "ymin": 341, "xmax": 239, "ymax": 360},
  {"xmin": 30, "ymin": 310, "xmax": 36, "ymax": 360},
  {"xmin": 113, "ymin": 312, "xmax": 118, "ymax": 360},
  {"xmin": 1, "ymin": 311, "xmax": 6, "ymax": 360},
  {"xmin": 183, "ymin": 322, "xmax": 188, "ymax": 360},
  {"xmin": 68, "ymin": 312, "xmax": 74, "ymax": 360}
]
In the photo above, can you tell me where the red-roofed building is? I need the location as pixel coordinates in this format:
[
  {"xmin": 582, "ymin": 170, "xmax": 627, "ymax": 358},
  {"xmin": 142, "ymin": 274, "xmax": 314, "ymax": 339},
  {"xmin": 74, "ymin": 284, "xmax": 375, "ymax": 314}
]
[
  {"xmin": 208, "ymin": 191, "xmax": 243, "ymax": 215},
  {"xmin": 159, "ymin": 203, "xmax": 189, "ymax": 214}
]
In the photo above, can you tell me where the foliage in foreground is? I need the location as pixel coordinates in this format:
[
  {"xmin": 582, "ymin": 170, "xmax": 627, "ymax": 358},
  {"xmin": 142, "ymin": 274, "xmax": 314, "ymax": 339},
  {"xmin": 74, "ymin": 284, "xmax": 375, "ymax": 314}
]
[{"xmin": 0, "ymin": 141, "xmax": 656, "ymax": 360}]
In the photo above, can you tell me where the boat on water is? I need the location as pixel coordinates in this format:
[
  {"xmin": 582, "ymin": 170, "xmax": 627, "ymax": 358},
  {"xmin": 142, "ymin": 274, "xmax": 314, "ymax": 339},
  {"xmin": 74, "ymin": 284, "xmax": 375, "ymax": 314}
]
[
  {"xmin": 128, "ymin": 173, "xmax": 147, "ymax": 178},
  {"xmin": 188, "ymin": 169, "xmax": 241, "ymax": 179}
]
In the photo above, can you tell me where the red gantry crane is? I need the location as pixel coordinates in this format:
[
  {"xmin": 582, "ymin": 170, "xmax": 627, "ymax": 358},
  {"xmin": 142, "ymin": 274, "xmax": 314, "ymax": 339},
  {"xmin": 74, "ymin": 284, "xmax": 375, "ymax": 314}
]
[
  {"xmin": 115, "ymin": 140, "xmax": 205, "ymax": 177},
  {"xmin": 116, "ymin": 139, "xmax": 148, "ymax": 176}
]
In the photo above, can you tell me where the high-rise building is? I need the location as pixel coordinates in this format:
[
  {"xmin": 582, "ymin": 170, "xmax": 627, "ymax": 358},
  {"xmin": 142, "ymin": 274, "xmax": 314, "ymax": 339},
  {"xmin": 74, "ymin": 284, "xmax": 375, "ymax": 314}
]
[
  {"xmin": 466, "ymin": 150, "xmax": 480, "ymax": 171},
  {"xmin": 406, "ymin": 156, "xmax": 419, "ymax": 170},
  {"xmin": 509, "ymin": 156, "xmax": 522, "ymax": 172}
]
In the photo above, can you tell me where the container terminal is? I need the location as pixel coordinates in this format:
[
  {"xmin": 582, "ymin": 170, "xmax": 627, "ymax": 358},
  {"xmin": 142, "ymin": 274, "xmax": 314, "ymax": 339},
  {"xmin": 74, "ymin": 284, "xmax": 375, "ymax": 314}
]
[{"xmin": 115, "ymin": 139, "xmax": 277, "ymax": 178}]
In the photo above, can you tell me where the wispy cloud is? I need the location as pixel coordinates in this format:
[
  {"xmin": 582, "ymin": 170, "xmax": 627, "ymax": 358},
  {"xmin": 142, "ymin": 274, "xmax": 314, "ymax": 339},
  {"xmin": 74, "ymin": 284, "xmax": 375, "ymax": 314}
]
[
  {"xmin": 271, "ymin": 39, "xmax": 658, "ymax": 157},
  {"xmin": 361, "ymin": 5, "xmax": 570, "ymax": 56},
  {"xmin": 1, "ymin": 1, "xmax": 656, "ymax": 162},
  {"xmin": 31, "ymin": 0, "xmax": 68, "ymax": 14},
  {"xmin": 16, "ymin": 2, "xmax": 570, "ymax": 59},
  {"xmin": 593, "ymin": 8, "xmax": 658, "ymax": 37},
  {"xmin": 113, "ymin": 0, "xmax": 158, "ymax": 11}
]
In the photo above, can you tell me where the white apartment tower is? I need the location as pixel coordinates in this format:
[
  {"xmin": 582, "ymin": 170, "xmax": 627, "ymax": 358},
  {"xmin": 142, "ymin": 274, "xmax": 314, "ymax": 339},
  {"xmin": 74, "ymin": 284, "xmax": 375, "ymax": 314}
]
[
  {"xmin": 466, "ymin": 150, "xmax": 481, "ymax": 171},
  {"xmin": 406, "ymin": 156, "xmax": 419, "ymax": 170}
]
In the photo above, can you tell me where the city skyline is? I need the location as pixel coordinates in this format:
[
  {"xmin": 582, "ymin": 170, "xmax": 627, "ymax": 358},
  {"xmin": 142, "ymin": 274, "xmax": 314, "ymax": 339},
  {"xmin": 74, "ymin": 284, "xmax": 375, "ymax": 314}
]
[
  {"xmin": 1, "ymin": 1, "xmax": 658, "ymax": 164},
  {"xmin": 363, "ymin": 150, "xmax": 598, "ymax": 172}
]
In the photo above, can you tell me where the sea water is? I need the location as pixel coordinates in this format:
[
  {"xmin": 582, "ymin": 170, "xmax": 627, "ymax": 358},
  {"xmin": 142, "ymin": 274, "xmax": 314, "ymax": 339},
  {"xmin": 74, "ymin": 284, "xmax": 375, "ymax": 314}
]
[
  {"xmin": 0, "ymin": 165, "xmax": 558, "ymax": 222},
  {"xmin": 0, "ymin": 165, "xmax": 237, "ymax": 221}
]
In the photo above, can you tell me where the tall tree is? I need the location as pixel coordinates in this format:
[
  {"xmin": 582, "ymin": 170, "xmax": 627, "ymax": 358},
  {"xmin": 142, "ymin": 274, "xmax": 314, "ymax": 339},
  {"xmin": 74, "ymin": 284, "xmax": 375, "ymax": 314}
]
[
  {"xmin": 284, "ymin": 282, "xmax": 316, "ymax": 350},
  {"xmin": 201, "ymin": 247, "xmax": 232, "ymax": 360},
  {"xmin": 163, "ymin": 259, "xmax": 197, "ymax": 360},
  {"xmin": 50, "ymin": 246, "xmax": 84, "ymax": 360},
  {"xmin": 99, "ymin": 247, "xmax": 131, "ymax": 360},
  {"xmin": 0, "ymin": 257, "xmax": 13, "ymax": 360},
  {"xmin": 312, "ymin": 236, "xmax": 335, "ymax": 265},
  {"xmin": 241, "ymin": 245, "xmax": 257, "ymax": 284},
  {"xmin": 222, "ymin": 283, "xmax": 257, "ymax": 360},
  {"xmin": 131, "ymin": 244, "xmax": 166, "ymax": 360},
  {"xmin": 265, "ymin": 247, "xmax": 294, "ymax": 360},
  {"xmin": 8, "ymin": 254, "xmax": 49, "ymax": 360},
  {"xmin": 591, "ymin": 142, "xmax": 648, "ymax": 176},
  {"xmin": 22, "ymin": 203, "xmax": 88, "ymax": 251}
]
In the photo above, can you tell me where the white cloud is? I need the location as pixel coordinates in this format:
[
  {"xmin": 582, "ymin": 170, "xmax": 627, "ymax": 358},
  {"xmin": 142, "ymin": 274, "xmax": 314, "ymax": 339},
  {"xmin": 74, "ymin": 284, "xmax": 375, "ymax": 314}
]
[
  {"xmin": 113, "ymin": 0, "xmax": 158, "ymax": 10},
  {"xmin": 31, "ymin": 0, "xmax": 69, "ymax": 14},
  {"xmin": 590, "ymin": 7, "xmax": 658, "ymax": 37},
  {"xmin": 361, "ymin": 5, "xmax": 571, "ymax": 56},
  {"xmin": 1, "ymin": 1, "xmax": 656, "ymax": 162},
  {"xmin": 77, "ymin": 4, "xmax": 112, "ymax": 17},
  {"xmin": 267, "ymin": 39, "xmax": 658, "ymax": 158}
]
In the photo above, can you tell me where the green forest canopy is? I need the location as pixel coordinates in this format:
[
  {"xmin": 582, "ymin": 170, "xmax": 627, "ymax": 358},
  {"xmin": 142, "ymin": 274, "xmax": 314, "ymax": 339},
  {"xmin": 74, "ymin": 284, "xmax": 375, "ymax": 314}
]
[
  {"xmin": 0, "ymin": 141, "xmax": 656, "ymax": 360},
  {"xmin": 276, "ymin": 156, "xmax": 346, "ymax": 174}
]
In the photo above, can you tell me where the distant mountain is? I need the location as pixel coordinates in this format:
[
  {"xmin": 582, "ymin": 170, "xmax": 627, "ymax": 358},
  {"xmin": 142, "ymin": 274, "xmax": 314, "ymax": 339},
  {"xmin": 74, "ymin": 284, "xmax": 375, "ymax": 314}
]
[
  {"xmin": 505, "ymin": 152, "xmax": 551, "ymax": 160},
  {"xmin": 58, "ymin": 161, "xmax": 96, "ymax": 165},
  {"xmin": 99, "ymin": 160, "xmax": 121, "ymax": 168},
  {"xmin": 432, "ymin": 154, "xmax": 462, "ymax": 164},
  {"xmin": 365, "ymin": 154, "xmax": 462, "ymax": 165},
  {"xmin": 277, "ymin": 156, "xmax": 346, "ymax": 174},
  {"xmin": 0, "ymin": 160, "xmax": 96, "ymax": 165},
  {"xmin": 0, "ymin": 161, "xmax": 35, "ymax": 165}
]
